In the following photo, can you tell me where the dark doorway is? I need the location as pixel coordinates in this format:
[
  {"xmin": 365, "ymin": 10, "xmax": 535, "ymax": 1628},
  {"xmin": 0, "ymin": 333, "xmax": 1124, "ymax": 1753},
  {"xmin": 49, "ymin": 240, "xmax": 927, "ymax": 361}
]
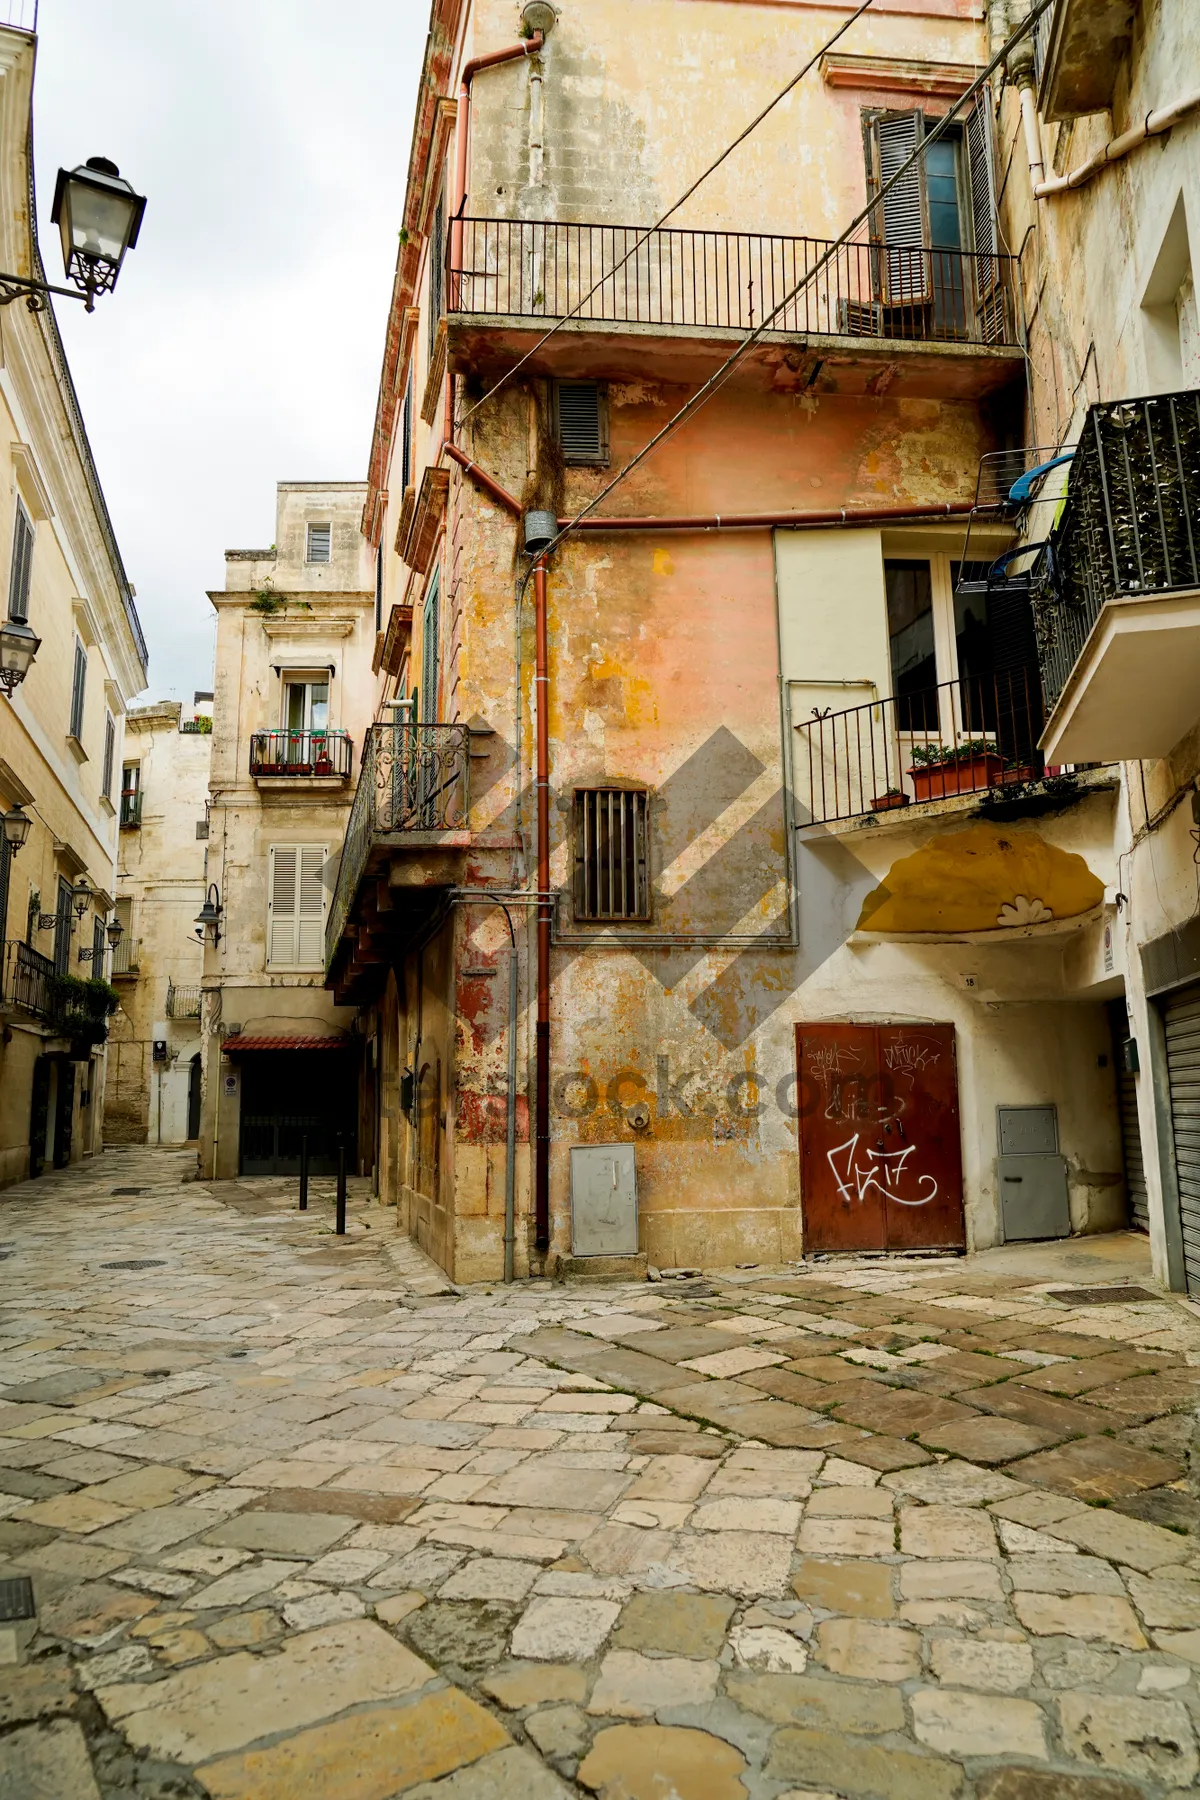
[
  {"xmin": 796, "ymin": 1022, "xmax": 966, "ymax": 1254},
  {"xmin": 237, "ymin": 1050, "xmax": 357, "ymax": 1176},
  {"xmin": 53, "ymin": 1062, "xmax": 75, "ymax": 1169},
  {"xmin": 29, "ymin": 1055, "xmax": 51, "ymax": 1178},
  {"xmin": 187, "ymin": 1055, "xmax": 202, "ymax": 1142}
]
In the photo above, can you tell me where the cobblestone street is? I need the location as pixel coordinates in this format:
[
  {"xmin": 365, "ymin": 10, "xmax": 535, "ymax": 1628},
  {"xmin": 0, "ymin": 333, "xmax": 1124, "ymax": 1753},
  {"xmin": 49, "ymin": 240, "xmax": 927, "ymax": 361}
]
[{"xmin": 2, "ymin": 1151, "xmax": 1200, "ymax": 1798}]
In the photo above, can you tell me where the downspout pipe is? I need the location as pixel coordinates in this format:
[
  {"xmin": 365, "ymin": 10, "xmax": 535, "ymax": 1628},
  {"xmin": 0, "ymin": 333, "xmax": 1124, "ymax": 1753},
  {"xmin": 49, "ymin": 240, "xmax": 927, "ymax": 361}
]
[
  {"xmin": 451, "ymin": 33, "xmax": 545, "ymax": 287},
  {"xmin": 533, "ymin": 556, "xmax": 551, "ymax": 1256},
  {"xmin": 557, "ymin": 500, "xmax": 976, "ymax": 532},
  {"xmin": 1032, "ymin": 90, "xmax": 1200, "ymax": 197}
]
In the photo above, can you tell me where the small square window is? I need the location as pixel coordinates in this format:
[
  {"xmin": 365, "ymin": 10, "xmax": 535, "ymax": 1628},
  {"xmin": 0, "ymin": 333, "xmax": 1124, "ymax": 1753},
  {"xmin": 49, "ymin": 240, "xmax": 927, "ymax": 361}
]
[
  {"xmin": 556, "ymin": 382, "xmax": 609, "ymax": 465},
  {"xmin": 306, "ymin": 523, "xmax": 332, "ymax": 564},
  {"xmin": 574, "ymin": 788, "xmax": 650, "ymax": 922}
]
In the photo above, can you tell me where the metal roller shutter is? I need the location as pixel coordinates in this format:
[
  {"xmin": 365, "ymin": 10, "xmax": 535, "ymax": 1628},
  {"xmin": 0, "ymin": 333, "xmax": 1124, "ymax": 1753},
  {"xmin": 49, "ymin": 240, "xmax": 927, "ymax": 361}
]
[
  {"xmin": 1118, "ymin": 1064, "xmax": 1150, "ymax": 1234},
  {"xmin": 1164, "ymin": 984, "xmax": 1200, "ymax": 1294}
]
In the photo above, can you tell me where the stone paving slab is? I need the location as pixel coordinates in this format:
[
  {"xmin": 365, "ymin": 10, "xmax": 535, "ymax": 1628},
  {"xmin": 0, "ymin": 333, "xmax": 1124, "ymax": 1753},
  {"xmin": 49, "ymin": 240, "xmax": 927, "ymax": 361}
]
[{"xmin": 2, "ymin": 1148, "xmax": 1200, "ymax": 1799}]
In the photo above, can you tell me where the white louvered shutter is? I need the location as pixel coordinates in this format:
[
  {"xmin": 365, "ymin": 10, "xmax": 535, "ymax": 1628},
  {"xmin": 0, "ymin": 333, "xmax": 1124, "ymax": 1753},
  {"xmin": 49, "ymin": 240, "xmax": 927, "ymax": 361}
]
[
  {"xmin": 268, "ymin": 846, "xmax": 298, "ymax": 966},
  {"xmin": 297, "ymin": 846, "xmax": 327, "ymax": 967},
  {"xmin": 964, "ymin": 86, "xmax": 1003, "ymax": 340},
  {"xmin": 872, "ymin": 112, "xmax": 929, "ymax": 304}
]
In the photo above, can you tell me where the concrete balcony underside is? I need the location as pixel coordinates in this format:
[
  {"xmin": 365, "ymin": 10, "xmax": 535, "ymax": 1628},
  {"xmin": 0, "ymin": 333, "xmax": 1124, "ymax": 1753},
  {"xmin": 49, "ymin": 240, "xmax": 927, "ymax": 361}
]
[
  {"xmin": 1040, "ymin": 588, "xmax": 1200, "ymax": 764},
  {"xmin": 447, "ymin": 315, "xmax": 1026, "ymax": 402}
]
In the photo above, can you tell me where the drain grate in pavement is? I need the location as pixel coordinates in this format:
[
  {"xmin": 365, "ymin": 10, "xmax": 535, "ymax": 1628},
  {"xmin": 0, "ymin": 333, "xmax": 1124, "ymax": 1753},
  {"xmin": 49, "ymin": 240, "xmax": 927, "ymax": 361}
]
[
  {"xmin": 100, "ymin": 1259, "xmax": 168, "ymax": 1271},
  {"xmin": 1046, "ymin": 1285, "xmax": 1157, "ymax": 1305},
  {"xmin": 110, "ymin": 1187, "xmax": 147, "ymax": 1196},
  {"xmin": 0, "ymin": 1577, "xmax": 35, "ymax": 1621}
]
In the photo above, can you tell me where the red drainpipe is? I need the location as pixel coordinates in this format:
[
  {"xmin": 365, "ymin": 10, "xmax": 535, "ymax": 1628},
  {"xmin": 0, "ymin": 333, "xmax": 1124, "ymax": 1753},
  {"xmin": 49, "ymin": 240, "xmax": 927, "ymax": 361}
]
[
  {"xmin": 533, "ymin": 556, "xmax": 551, "ymax": 1255},
  {"xmin": 450, "ymin": 33, "xmax": 544, "ymax": 304}
]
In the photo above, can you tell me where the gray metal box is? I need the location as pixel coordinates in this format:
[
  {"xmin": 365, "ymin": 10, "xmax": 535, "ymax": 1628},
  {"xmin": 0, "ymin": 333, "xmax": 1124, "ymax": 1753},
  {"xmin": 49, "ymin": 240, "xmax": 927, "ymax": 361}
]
[
  {"xmin": 997, "ymin": 1104, "xmax": 1069, "ymax": 1241},
  {"xmin": 998, "ymin": 1105, "xmax": 1059, "ymax": 1156},
  {"xmin": 570, "ymin": 1144, "xmax": 638, "ymax": 1256}
]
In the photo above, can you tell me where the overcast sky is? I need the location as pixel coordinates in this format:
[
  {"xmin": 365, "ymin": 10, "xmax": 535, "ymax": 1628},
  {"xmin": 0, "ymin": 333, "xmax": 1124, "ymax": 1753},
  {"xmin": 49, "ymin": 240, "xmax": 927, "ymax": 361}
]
[{"xmin": 31, "ymin": 0, "xmax": 427, "ymax": 702}]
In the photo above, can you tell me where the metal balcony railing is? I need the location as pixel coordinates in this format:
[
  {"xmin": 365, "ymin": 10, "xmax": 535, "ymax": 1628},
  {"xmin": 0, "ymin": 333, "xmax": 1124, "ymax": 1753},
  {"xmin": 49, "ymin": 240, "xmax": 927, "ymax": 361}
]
[
  {"xmin": 110, "ymin": 936, "xmax": 139, "ymax": 977},
  {"xmin": 4, "ymin": 940, "xmax": 57, "ymax": 1021},
  {"xmin": 449, "ymin": 218, "xmax": 1020, "ymax": 349},
  {"xmin": 794, "ymin": 667, "xmax": 1051, "ymax": 827},
  {"xmin": 166, "ymin": 980, "xmax": 202, "ymax": 1019},
  {"xmin": 1036, "ymin": 390, "xmax": 1200, "ymax": 711},
  {"xmin": 120, "ymin": 791, "xmax": 142, "ymax": 829},
  {"xmin": 250, "ymin": 730, "xmax": 353, "ymax": 779},
  {"xmin": 326, "ymin": 722, "xmax": 471, "ymax": 967},
  {"xmin": 0, "ymin": 3, "xmax": 38, "ymax": 32}
]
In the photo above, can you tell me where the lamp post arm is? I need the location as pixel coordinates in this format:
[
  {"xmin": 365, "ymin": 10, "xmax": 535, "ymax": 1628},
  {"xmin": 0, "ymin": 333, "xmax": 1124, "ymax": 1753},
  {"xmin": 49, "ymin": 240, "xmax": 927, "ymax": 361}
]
[{"xmin": 0, "ymin": 273, "xmax": 91, "ymax": 312}]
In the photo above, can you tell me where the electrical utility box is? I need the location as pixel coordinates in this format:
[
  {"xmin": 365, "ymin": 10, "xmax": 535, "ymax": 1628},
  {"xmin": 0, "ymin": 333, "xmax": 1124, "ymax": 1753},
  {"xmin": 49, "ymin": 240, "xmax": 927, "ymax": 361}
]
[
  {"xmin": 570, "ymin": 1144, "xmax": 638, "ymax": 1256},
  {"xmin": 997, "ymin": 1105, "xmax": 1070, "ymax": 1241}
]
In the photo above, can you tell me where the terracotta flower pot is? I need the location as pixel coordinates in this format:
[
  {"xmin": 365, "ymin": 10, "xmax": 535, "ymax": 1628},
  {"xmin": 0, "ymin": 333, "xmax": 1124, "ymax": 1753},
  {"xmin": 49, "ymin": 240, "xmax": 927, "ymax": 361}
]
[
  {"xmin": 908, "ymin": 751, "xmax": 1005, "ymax": 802},
  {"xmin": 871, "ymin": 791, "xmax": 911, "ymax": 812}
]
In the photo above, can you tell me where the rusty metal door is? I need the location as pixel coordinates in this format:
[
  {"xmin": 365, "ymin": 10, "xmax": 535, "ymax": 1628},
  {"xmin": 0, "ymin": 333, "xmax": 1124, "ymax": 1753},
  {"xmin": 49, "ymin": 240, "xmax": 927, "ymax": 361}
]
[{"xmin": 796, "ymin": 1022, "xmax": 965, "ymax": 1254}]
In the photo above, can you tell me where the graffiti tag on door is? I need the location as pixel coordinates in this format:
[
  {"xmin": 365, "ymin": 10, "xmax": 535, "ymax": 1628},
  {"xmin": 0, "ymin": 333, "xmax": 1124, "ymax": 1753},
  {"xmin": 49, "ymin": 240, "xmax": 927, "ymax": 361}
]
[{"xmin": 826, "ymin": 1132, "xmax": 939, "ymax": 1208}]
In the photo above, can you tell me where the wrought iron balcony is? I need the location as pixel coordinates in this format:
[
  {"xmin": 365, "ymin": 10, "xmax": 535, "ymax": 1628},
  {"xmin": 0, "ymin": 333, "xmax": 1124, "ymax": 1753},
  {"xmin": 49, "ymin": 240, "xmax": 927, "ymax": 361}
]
[
  {"xmin": 326, "ymin": 722, "xmax": 470, "ymax": 970},
  {"xmin": 166, "ymin": 980, "xmax": 202, "ymax": 1019},
  {"xmin": 448, "ymin": 218, "xmax": 1020, "ymax": 350},
  {"xmin": 120, "ymin": 790, "xmax": 142, "ymax": 829},
  {"xmin": 249, "ymin": 730, "xmax": 353, "ymax": 780},
  {"xmin": 1035, "ymin": 390, "xmax": 1200, "ymax": 718},
  {"xmin": 793, "ymin": 668, "xmax": 1052, "ymax": 827},
  {"xmin": 4, "ymin": 940, "xmax": 58, "ymax": 1021}
]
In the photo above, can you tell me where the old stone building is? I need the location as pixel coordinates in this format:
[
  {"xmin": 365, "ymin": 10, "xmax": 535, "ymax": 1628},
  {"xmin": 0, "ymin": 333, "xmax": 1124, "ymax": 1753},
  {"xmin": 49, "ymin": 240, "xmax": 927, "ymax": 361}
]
[
  {"xmin": 103, "ymin": 696, "xmax": 211, "ymax": 1145},
  {"xmin": 322, "ymin": 0, "xmax": 1141, "ymax": 1281},
  {"xmin": 197, "ymin": 482, "xmax": 377, "ymax": 1179},
  {"xmin": 0, "ymin": 15, "xmax": 147, "ymax": 1185},
  {"xmin": 988, "ymin": 0, "xmax": 1200, "ymax": 1296}
]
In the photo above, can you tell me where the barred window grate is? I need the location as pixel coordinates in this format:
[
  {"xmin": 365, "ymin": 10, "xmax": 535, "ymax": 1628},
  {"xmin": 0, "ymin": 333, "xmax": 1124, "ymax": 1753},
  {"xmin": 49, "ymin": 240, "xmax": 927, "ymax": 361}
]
[{"xmin": 574, "ymin": 788, "xmax": 650, "ymax": 921}]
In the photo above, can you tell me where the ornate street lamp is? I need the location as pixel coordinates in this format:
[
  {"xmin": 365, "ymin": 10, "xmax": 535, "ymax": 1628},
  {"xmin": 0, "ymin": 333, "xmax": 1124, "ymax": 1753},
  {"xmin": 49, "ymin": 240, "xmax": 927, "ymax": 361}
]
[
  {"xmin": 1, "ymin": 804, "xmax": 30, "ymax": 854},
  {"xmin": 106, "ymin": 916, "xmax": 124, "ymax": 950},
  {"xmin": 0, "ymin": 618, "xmax": 41, "ymax": 693},
  {"xmin": 0, "ymin": 156, "xmax": 145, "ymax": 315},
  {"xmin": 51, "ymin": 159, "xmax": 146, "ymax": 312},
  {"xmin": 72, "ymin": 874, "xmax": 93, "ymax": 918},
  {"xmin": 195, "ymin": 884, "xmax": 222, "ymax": 946}
]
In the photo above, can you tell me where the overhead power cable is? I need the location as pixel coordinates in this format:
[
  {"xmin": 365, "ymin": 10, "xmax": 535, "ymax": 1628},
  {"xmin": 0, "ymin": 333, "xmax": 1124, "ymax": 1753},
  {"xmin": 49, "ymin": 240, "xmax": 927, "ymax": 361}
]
[
  {"xmin": 540, "ymin": 0, "xmax": 1056, "ymax": 562},
  {"xmin": 455, "ymin": 0, "xmax": 880, "ymax": 435}
]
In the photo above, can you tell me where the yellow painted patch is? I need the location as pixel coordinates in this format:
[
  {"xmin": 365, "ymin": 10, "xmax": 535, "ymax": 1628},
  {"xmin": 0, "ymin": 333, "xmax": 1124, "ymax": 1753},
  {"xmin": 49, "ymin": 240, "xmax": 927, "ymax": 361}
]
[
  {"xmin": 857, "ymin": 823, "xmax": 1104, "ymax": 934},
  {"xmin": 652, "ymin": 548, "xmax": 675, "ymax": 577}
]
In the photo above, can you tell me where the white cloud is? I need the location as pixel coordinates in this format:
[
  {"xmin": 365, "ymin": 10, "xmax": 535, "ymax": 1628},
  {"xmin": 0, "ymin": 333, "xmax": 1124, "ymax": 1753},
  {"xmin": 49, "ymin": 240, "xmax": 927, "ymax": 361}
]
[{"xmin": 31, "ymin": 0, "xmax": 425, "ymax": 699}]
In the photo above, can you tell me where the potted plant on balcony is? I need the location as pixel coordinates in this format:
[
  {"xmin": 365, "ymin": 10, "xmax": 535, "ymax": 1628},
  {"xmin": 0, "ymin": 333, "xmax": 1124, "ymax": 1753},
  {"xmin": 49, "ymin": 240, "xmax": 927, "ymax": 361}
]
[
  {"xmin": 871, "ymin": 787, "xmax": 911, "ymax": 813},
  {"xmin": 908, "ymin": 738, "xmax": 1005, "ymax": 801},
  {"xmin": 313, "ymin": 734, "xmax": 333, "ymax": 777}
]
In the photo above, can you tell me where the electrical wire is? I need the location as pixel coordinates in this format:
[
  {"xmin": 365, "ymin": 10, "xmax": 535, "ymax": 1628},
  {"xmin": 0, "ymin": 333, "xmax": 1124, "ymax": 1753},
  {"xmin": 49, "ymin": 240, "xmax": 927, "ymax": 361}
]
[
  {"xmin": 535, "ymin": 0, "xmax": 1059, "ymax": 563},
  {"xmin": 455, "ymin": 0, "xmax": 881, "ymax": 437}
]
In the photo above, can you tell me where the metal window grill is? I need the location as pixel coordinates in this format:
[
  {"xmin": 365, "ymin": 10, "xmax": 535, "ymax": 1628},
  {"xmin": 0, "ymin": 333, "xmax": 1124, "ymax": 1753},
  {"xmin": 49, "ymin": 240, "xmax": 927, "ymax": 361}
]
[{"xmin": 574, "ymin": 788, "xmax": 650, "ymax": 921}]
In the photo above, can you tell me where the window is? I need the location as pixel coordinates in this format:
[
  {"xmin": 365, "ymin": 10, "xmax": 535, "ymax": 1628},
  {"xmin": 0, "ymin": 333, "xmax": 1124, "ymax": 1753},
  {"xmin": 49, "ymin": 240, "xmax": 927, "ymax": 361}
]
[
  {"xmin": 306, "ymin": 523, "xmax": 332, "ymax": 564},
  {"xmin": 102, "ymin": 713, "xmax": 116, "ymax": 801},
  {"xmin": 556, "ymin": 381, "xmax": 607, "ymax": 464},
  {"xmin": 284, "ymin": 678, "xmax": 330, "ymax": 733},
  {"xmin": 0, "ymin": 827, "xmax": 11, "ymax": 942},
  {"xmin": 267, "ymin": 845, "xmax": 327, "ymax": 969},
  {"xmin": 400, "ymin": 373, "xmax": 414, "ymax": 493},
  {"xmin": 7, "ymin": 498, "xmax": 33, "ymax": 622},
  {"xmin": 92, "ymin": 914, "xmax": 105, "ymax": 970},
  {"xmin": 420, "ymin": 573, "xmax": 440, "ymax": 723},
  {"xmin": 121, "ymin": 763, "xmax": 141, "ymax": 829},
  {"xmin": 574, "ymin": 788, "xmax": 650, "ymax": 922},
  {"xmin": 69, "ymin": 637, "xmax": 87, "ymax": 741},
  {"xmin": 886, "ymin": 560, "xmax": 937, "ymax": 731},
  {"xmin": 429, "ymin": 187, "xmax": 446, "ymax": 361},
  {"xmin": 53, "ymin": 877, "xmax": 72, "ymax": 976}
]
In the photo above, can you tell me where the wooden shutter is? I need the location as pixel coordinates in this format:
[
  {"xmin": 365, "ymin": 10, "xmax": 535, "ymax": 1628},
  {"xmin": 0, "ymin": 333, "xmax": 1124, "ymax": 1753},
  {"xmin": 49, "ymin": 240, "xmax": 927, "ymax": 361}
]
[
  {"xmin": 102, "ymin": 714, "xmax": 116, "ymax": 800},
  {"xmin": 268, "ymin": 846, "xmax": 298, "ymax": 966},
  {"xmin": 964, "ymin": 86, "xmax": 1003, "ymax": 340},
  {"xmin": 297, "ymin": 847, "xmax": 327, "ymax": 966},
  {"xmin": 868, "ymin": 111, "xmax": 930, "ymax": 304},
  {"xmin": 421, "ymin": 573, "xmax": 440, "ymax": 723},
  {"xmin": 268, "ymin": 845, "xmax": 327, "ymax": 967},
  {"xmin": 8, "ymin": 500, "xmax": 33, "ymax": 622},
  {"xmin": 70, "ymin": 639, "xmax": 87, "ymax": 740}
]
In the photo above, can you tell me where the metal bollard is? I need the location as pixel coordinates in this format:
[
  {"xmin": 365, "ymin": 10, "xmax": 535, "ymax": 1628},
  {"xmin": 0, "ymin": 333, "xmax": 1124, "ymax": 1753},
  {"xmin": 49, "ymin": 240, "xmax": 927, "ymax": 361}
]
[
  {"xmin": 335, "ymin": 1133, "xmax": 347, "ymax": 1236},
  {"xmin": 299, "ymin": 1134, "xmax": 309, "ymax": 1211}
]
